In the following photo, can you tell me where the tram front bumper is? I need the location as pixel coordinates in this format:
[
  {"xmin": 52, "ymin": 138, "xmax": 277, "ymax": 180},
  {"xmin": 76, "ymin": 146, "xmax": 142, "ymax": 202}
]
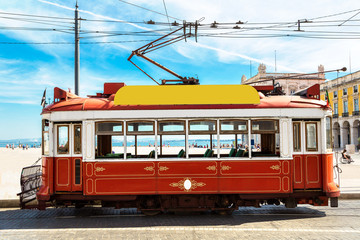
[
  {"xmin": 326, "ymin": 182, "xmax": 340, "ymax": 198},
  {"xmin": 36, "ymin": 185, "xmax": 50, "ymax": 201}
]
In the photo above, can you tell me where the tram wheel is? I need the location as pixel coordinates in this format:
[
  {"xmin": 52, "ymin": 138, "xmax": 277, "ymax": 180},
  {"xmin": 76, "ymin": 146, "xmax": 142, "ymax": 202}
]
[{"xmin": 141, "ymin": 210, "xmax": 162, "ymax": 216}]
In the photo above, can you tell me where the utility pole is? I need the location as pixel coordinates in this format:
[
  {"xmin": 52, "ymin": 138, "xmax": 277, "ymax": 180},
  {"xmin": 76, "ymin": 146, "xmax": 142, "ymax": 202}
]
[
  {"xmin": 274, "ymin": 50, "xmax": 277, "ymax": 73},
  {"xmin": 74, "ymin": 1, "xmax": 80, "ymax": 95},
  {"xmin": 249, "ymin": 60, "xmax": 252, "ymax": 77}
]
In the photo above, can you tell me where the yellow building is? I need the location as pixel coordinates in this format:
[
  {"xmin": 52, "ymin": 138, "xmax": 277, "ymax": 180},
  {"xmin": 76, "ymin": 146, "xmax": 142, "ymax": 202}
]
[{"xmin": 320, "ymin": 71, "xmax": 360, "ymax": 149}]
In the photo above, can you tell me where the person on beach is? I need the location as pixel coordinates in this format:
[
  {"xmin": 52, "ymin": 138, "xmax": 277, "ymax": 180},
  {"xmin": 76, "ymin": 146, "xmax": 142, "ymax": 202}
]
[{"xmin": 342, "ymin": 149, "xmax": 354, "ymax": 164}]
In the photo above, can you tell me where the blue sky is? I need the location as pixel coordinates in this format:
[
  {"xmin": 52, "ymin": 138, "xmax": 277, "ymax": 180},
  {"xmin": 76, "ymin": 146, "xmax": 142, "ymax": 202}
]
[{"xmin": 0, "ymin": 0, "xmax": 360, "ymax": 140}]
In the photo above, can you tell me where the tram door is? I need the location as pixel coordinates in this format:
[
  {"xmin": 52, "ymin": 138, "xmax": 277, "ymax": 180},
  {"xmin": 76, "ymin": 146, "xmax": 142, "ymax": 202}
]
[
  {"xmin": 293, "ymin": 120, "xmax": 322, "ymax": 190},
  {"xmin": 54, "ymin": 123, "xmax": 83, "ymax": 192}
]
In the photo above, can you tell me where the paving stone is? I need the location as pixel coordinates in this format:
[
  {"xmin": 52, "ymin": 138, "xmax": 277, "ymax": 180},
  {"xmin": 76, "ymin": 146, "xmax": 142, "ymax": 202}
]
[{"xmin": 1, "ymin": 200, "xmax": 360, "ymax": 239}]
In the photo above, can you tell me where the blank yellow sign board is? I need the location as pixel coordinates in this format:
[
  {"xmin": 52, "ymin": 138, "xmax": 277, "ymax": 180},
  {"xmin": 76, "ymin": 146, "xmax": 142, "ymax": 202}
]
[{"xmin": 114, "ymin": 85, "xmax": 260, "ymax": 105}]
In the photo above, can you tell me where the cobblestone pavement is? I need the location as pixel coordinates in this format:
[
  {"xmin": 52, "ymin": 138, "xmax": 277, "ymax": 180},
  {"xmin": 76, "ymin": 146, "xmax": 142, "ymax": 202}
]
[{"xmin": 1, "ymin": 200, "xmax": 360, "ymax": 240}]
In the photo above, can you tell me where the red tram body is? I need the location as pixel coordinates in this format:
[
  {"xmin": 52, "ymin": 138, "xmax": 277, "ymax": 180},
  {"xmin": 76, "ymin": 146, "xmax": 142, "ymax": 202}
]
[{"xmin": 35, "ymin": 83, "xmax": 339, "ymax": 213}]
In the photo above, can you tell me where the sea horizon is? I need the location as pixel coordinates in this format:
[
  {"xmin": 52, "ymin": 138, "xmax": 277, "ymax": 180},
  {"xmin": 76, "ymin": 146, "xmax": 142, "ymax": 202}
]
[{"xmin": 0, "ymin": 138, "xmax": 248, "ymax": 148}]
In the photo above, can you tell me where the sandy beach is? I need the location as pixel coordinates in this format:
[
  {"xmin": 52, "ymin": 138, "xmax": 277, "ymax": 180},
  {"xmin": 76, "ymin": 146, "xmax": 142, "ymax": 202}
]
[{"xmin": 0, "ymin": 148, "xmax": 41, "ymax": 199}]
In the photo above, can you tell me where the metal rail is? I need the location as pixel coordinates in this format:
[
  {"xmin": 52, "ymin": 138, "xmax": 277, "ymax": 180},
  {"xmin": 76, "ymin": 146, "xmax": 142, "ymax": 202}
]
[{"xmin": 17, "ymin": 165, "xmax": 42, "ymax": 209}]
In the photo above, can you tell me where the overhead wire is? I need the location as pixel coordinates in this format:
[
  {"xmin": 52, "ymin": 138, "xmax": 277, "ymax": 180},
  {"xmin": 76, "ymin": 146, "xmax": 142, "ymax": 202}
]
[
  {"xmin": 0, "ymin": 39, "xmax": 154, "ymax": 44},
  {"xmin": 338, "ymin": 10, "xmax": 360, "ymax": 26},
  {"xmin": 309, "ymin": 8, "xmax": 360, "ymax": 20},
  {"xmin": 0, "ymin": 26, "xmax": 71, "ymax": 31},
  {"xmin": 2, "ymin": 7, "xmax": 360, "ymax": 45},
  {"xmin": 118, "ymin": 0, "xmax": 182, "ymax": 21}
]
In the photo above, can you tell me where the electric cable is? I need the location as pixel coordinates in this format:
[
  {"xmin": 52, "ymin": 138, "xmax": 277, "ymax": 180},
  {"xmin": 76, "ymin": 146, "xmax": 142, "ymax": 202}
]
[{"xmin": 118, "ymin": 0, "xmax": 182, "ymax": 21}]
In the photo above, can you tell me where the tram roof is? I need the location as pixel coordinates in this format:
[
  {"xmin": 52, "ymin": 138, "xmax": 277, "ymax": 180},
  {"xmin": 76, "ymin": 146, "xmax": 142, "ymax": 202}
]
[{"xmin": 42, "ymin": 83, "xmax": 329, "ymax": 113}]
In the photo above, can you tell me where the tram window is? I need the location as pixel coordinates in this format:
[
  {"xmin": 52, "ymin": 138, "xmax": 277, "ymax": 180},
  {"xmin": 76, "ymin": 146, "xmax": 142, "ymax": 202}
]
[
  {"xmin": 188, "ymin": 134, "xmax": 217, "ymax": 157},
  {"xmin": 293, "ymin": 123, "xmax": 301, "ymax": 152},
  {"xmin": 127, "ymin": 135, "xmax": 156, "ymax": 158},
  {"xmin": 96, "ymin": 135, "xmax": 125, "ymax": 158},
  {"xmin": 219, "ymin": 134, "xmax": 249, "ymax": 157},
  {"xmin": 96, "ymin": 122, "xmax": 122, "ymax": 134},
  {"xmin": 219, "ymin": 134, "xmax": 235, "ymax": 156},
  {"xmin": 326, "ymin": 117, "xmax": 332, "ymax": 150},
  {"xmin": 126, "ymin": 135, "xmax": 136, "ymax": 156},
  {"xmin": 305, "ymin": 123, "xmax": 318, "ymax": 151},
  {"xmin": 42, "ymin": 120, "xmax": 49, "ymax": 155},
  {"xmin": 74, "ymin": 125, "xmax": 81, "ymax": 154},
  {"xmin": 160, "ymin": 135, "xmax": 185, "ymax": 157},
  {"xmin": 158, "ymin": 121, "xmax": 186, "ymax": 158},
  {"xmin": 112, "ymin": 136, "xmax": 125, "ymax": 155},
  {"xmin": 95, "ymin": 122, "xmax": 124, "ymax": 158},
  {"xmin": 127, "ymin": 122, "xmax": 154, "ymax": 135},
  {"xmin": 250, "ymin": 133, "xmax": 280, "ymax": 156},
  {"xmin": 57, "ymin": 125, "xmax": 69, "ymax": 154},
  {"xmin": 220, "ymin": 120, "xmax": 247, "ymax": 133},
  {"xmin": 189, "ymin": 120, "xmax": 216, "ymax": 134},
  {"xmin": 251, "ymin": 120, "xmax": 279, "ymax": 156},
  {"xmin": 158, "ymin": 121, "xmax": 185, "ymax": 134},
  {"xmin": 251, "ymin": 120, "xmax": 278, "ymax": 132}
]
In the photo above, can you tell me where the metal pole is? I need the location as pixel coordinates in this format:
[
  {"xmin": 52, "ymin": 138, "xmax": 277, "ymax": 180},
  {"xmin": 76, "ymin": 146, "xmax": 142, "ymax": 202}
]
[
  {"xmin": 274, "ymin": 50, "xmax": 277, "ymax": 73},
  {"xmin": 74, "ymin": 2, "xmax": 80, "ymax": 95}
]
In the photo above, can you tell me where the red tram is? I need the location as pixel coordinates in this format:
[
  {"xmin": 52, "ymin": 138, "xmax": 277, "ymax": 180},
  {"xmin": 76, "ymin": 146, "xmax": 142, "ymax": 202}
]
[{"xmin": 31, "ymin": 83, "xmax": 339, "ymax": 214}]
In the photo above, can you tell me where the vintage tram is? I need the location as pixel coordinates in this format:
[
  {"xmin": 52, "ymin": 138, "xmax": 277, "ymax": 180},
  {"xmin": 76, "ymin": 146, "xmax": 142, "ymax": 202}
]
[{"xmin": 30, "ymin": 82, "xmax": 339, "ymax": 214}]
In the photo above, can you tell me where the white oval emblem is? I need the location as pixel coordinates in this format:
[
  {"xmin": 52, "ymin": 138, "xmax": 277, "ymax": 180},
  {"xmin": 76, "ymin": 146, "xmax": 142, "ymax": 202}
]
[{"xmin": 184, "ymin": 179, "xmax": 192, "ymax": 190}]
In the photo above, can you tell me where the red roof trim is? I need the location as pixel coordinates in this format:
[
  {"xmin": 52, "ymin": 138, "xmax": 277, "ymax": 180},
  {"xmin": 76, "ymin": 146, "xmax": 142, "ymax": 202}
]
[{"xmin": 42, "ymin": 96, "xmax": 327, "ymax": 113}]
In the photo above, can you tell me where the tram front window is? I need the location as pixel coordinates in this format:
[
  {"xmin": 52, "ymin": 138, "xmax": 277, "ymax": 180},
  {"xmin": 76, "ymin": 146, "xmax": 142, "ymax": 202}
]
[
  {"xmin": 42, "ymin": 120, "xmax": 49, "ymax": 155},
  {"xmin": 57, "ymin": 125, "xmax": 69, "ymax": 154},
  {"xmin": 305, "ymin": 122, "xmax": 318, "ymax": 151},
  {"xmin": 251, "ymin": 120, "xmax": 279, "ymax": 157},
  {"xmin": 74, "ymin": 125, "xmax": 82, "ymax": 154},
  {"xmin": 326, "ymin": 117, "xmax": 332, "ymax": 150}
]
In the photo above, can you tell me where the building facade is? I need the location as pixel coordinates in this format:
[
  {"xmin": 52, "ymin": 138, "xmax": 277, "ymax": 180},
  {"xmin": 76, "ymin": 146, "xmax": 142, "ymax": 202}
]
[
  {"xmin": 242, "ymin": 64, "xmax": 326, "ymax": 95},
  {"xmin": 320, "ymin": 71, "xmax": 360, "ymax": 149}
]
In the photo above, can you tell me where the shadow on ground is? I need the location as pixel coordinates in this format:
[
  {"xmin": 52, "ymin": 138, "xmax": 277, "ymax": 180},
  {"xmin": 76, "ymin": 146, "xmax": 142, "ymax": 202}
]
[{"xmin": 0, "ymin": 205, "xmax": 326, "ymax": 230}]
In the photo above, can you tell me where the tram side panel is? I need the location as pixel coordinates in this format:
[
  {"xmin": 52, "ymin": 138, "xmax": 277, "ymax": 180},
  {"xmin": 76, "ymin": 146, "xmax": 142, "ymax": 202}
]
[
  {"xmin": 84, "ymin": 161, "xmax": 157, "ymax": 195},
  {"xmin": 82, "ymin": 159, "xmax": 292, "ymax": 196},
  {"xmin": 217, "ymin": 160, "xmax": 291, "ymax": 194},
  {"xmin": 36, "ymin": 156, "xmax": 337, "ymax": 208}
]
